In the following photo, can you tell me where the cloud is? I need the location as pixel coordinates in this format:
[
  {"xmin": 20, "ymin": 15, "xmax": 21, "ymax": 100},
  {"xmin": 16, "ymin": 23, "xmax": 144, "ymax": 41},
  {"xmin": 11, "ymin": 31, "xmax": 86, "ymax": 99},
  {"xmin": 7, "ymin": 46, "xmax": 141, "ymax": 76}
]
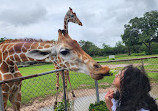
[
  {"xmin": 0, "ymin": 0, "xmax": 157, "ymax": 47},
  {"xmin": 0, "ymin": 5, "xmax": 47, "ymax": 26}
]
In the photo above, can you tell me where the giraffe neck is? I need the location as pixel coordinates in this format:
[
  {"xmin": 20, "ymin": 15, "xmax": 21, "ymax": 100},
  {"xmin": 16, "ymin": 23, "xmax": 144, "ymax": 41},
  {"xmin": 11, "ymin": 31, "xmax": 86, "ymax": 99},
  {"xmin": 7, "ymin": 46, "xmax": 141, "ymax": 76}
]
[
  {"xmin": 64, "ymin": 16, "xmax": 69, "ymax": 34},
  {"xmin": 0, "ymin": 41, "xmax": 55, "ymax": 64}
]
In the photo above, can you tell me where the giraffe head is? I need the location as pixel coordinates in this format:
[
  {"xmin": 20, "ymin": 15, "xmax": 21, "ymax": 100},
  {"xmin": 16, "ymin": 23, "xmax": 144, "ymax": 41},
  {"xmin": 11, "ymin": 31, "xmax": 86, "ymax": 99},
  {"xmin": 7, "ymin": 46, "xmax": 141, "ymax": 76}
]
[
  {"xmin": 26, "ymin": 30, "xmax": 110, "ymax": 80},
  {"xmin": 65, "ymin": 7, "xmax": 82, "ymax": 26}
]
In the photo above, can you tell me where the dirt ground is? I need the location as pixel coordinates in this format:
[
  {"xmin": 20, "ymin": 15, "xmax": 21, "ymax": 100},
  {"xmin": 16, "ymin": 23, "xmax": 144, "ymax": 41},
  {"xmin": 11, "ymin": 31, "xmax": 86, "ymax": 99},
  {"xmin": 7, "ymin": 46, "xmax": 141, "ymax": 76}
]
[{"xmin": 7, "ymin": 83, "xmax": 157, "ymax": 111}]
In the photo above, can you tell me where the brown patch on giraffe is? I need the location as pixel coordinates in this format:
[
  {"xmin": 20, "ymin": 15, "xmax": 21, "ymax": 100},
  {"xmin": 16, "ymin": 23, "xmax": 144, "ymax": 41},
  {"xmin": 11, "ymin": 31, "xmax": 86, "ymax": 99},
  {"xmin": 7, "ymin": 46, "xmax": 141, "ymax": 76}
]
[
  {"xmin": 20, "ymin": 54, "xmax": 28, "ymax": 61},
  {"xmin": 10, "ymin": 66, "xmax": 15, "ymax": 73},
  {"xmin": 14, "ymin": 54, "xmax": 21, "ymax": 62},
  {"xmin": 0, "ymin": 52, "xmax": 2, "ymax": 63},
  {"xmin": 65, "ymin": 62, "xmax": 70, "ymax": 68},
  {"xmin": 3, "ymin": 50, "xmax": 9, "ymax": 59},
  {"xmin": 22, "ymin": 47, "xmax": 27, "ymax": 53},
  {"xmin": 2, "ymin": 84, "xmax": 9, "ymax": 92},
  {"xmin": 8, "ymin": 82, "xmax": 14, "ymax": 87},
  {"xmin": 82, "ymin": 56, "xmax": 87, "ymax": 61},
  {"xmin": 15, "ymin": 81, "xmax": 22, "ymax": 85},
  {"xmin": 7, "ymin": 44, "xmax": 14, "ymax": 49},
  {"xmin": 24, "ymin": 43, "xmax": 31, "ymax": 49},
  {"xmin": 6, "ymin": 58, "xmax": 14, "ymax": 66},
  {"xmin": 2, "ymin": 44, "xmax": 8, "ymax": 52},
  {"xmin": 2, "ymin": 92, "xmax": 9, "ymax": 102},
  {"xmin": 3, "ymin": 74, "xmax": 13, "ymax": 80},
  {"xmin": 44, "ymin": 45, "xmax": 51, "ymax": 48},
  {"xmin": 0, "ymin": 74, "xmax": 2, "ymax": 80},
  {"xmin": 9, "ymin": 56, "xmax": 15, "ymax": 61},
  {"xmin": 58, "ymin": 57, "xmax": 62, "ymax": 63},
  {"xmin": 1, "ymin": 62, "xmax": 9, "ymax": 73},
  {"xmin": 8, "ymin": 47, "xmax": 15, "ymax": 55},
  {"xmin": 28, "ymin": 57, "xmax": 35, "ymax": 61},
  {"xmin": 14, "ymin": 65, "xmax": 19, "ymax": 71},
  {"xmin": 31, "ymin": 43, "xmax": 38, "ymax": 49},
  {"xmin": 14, "ymin": 43, "xmax": 23, "ymax": 53},
  {"xmin": 38, "ymin": 46, "xmax": 43, "ymax": 49},
  {"xmin": 14, "ymin": 72, "xmax": 22, "ymax": 78}
]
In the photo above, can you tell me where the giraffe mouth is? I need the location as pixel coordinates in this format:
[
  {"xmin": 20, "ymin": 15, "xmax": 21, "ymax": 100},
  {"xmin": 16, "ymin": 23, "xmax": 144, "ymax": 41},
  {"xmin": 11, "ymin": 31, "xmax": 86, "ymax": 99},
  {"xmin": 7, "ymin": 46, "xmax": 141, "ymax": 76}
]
[
  {"xmin": 79, "ymin": 22, "xmax": 82, "ymax": 26},
  {"xmin": 90, "ymin": 66, "xmax": 111, "ymax": 80}
]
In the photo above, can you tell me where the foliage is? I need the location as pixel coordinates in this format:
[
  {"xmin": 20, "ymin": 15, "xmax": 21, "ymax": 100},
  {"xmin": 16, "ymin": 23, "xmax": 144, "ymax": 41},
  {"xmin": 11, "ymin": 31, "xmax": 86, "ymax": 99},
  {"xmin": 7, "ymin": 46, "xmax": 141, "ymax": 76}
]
[
  {"xmin": 0, "ymin": 37, "xmax": 7, "ymax": 43},
  {"xmin": 89, "ymin": 101, "xmax": 109, "ymax": 111},
  {"xmin": 121, "ymin": 10, "xmax": 158, "ymax": 55},
  {"xmin": 78, "ymin": 40, "xmax": 101, "ymax": 56},
  {"xmin": 55, "ymin": 100, "xmax": 72, "ymax": 111}
]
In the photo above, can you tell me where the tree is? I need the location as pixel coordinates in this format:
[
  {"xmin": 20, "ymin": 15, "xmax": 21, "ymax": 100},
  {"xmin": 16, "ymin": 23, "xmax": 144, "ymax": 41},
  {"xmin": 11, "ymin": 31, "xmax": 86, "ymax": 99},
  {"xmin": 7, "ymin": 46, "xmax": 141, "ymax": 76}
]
[
  {"xmin": 0, "ymin": 37, "xmax": 7, "ymax": 43},
  {"xmin": 121, "ymin": 10, "xmax": 158, "ymax": 55},
  {"xmin": 78, "ymin": 40, "xmax": 101, "ymax": 56},
  {"xmin": 114, "ymin": 41, "xmax": 127, "ymax": 54}
]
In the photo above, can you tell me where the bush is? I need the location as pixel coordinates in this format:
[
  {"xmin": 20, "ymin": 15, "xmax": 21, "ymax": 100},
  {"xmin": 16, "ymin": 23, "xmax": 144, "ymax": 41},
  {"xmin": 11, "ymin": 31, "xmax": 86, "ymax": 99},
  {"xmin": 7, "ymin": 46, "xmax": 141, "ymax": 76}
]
[
  {"xmin": 89, "ymin": 101, "xmax": 109, "ymax": 111},
  {"xmin": 55, "ymin": 100, "xmax": 73, "ymax": 111}
]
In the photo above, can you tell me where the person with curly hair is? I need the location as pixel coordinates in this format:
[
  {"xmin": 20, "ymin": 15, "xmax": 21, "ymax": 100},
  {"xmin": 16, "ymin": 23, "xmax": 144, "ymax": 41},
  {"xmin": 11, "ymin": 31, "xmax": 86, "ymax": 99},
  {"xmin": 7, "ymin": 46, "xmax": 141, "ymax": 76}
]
[{"xmin": 105, "ymin": 65, "xmax": 158, "ymax": 111}]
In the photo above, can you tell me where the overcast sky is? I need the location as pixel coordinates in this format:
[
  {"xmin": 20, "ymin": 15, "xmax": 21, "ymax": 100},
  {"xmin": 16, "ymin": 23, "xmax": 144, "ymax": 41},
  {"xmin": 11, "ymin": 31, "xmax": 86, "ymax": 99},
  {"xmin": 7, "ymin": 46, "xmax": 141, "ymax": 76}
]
[{"xmin": 0, "ymin": 0, "xmax": 158, "ymax": 47}]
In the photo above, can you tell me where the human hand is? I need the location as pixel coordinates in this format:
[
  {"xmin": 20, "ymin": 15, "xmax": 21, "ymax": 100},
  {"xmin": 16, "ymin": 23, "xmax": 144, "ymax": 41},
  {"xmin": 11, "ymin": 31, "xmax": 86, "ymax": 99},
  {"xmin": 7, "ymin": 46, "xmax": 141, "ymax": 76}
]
[{"xmin": 105, "ymin": 88, "xmax": 114, "ymax": 102}]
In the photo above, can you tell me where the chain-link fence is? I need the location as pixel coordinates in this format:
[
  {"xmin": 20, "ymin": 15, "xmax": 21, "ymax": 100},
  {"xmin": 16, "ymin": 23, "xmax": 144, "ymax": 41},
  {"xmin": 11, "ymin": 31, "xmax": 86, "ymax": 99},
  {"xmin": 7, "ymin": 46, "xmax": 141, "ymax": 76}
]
[{"xmin": 0, "ymin": 57, "xmax": 157, "ymax": 111}]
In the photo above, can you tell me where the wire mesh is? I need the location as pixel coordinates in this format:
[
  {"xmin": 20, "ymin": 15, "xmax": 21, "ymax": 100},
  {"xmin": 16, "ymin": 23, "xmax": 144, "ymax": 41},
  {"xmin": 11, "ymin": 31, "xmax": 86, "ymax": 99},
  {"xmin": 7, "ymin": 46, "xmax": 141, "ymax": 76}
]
[{"xmin": 0, "ymin": 57, "xmax": 157, "ymax": 111}]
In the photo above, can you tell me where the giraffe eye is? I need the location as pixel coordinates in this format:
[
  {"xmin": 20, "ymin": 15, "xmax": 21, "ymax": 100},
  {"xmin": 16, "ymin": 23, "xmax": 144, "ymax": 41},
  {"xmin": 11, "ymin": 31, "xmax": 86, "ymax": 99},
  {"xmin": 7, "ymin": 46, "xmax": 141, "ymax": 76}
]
[{"xmin": 60, "ymin": 49, "xmax": 70, "ymax": 56}]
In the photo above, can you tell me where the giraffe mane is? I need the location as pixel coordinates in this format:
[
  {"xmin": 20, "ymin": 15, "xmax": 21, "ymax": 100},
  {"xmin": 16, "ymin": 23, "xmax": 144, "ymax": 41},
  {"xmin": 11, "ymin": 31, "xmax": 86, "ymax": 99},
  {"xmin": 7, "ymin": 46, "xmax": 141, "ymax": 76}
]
[{"xmin": 0, "ymin": 38, "xmax": 55, "ymax": 44}]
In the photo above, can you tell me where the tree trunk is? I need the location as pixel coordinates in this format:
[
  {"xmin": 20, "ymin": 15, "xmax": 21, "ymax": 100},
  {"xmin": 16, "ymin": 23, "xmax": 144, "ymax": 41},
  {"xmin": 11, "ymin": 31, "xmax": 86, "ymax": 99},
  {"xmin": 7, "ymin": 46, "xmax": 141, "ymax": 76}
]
[
  {"xmin": 148, "ymin": 42, "xmax": 152, "ymax": 55},
  {"xmin": 128, "ymin": 46, "xmax": 131, "ymax": 56}
]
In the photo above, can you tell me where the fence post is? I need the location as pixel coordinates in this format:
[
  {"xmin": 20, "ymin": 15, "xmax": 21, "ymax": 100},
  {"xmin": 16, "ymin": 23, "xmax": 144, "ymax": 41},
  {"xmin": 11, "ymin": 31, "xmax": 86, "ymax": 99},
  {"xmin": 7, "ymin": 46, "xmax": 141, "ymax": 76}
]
[
  {"xmin": 0, "ymin": 83, "xmax": 4, "ymax": 111},
  {"xmin": 95, "ymin": 80, "xmax": 100, "ymax": 103},
  {"xmin": 62, "ymin": 70, "xmax": 67, "ymax": 111}
]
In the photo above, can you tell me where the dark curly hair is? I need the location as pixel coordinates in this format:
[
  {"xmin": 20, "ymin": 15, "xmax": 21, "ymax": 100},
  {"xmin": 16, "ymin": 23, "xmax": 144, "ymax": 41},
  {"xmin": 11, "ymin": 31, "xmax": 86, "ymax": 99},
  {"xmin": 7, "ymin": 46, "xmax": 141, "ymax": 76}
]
[{"xmin": 113, "ymin": 65, "xmax": 158, "ymax": 111}]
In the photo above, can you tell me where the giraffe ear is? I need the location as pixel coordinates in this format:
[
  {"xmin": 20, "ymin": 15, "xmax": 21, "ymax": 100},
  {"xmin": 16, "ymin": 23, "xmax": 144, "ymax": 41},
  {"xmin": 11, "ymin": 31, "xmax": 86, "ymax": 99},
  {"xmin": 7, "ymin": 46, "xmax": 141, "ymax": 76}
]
[{"xmin": 26, "ymin": 48, "xmax": 56, "ymax": 60}]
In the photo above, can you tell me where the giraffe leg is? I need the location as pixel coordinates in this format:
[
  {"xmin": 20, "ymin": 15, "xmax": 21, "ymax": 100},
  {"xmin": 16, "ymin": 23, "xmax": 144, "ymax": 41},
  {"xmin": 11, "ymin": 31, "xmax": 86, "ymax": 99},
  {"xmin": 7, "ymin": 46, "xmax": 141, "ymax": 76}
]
[
  {"xmin": 66, "ymin": 70, "xmax": 75, "ymax": 97},
  {"xmin": 54, "ymin": 71, "xmax": 60, "ymax": 109},
  {"xmin": 9, "ymin": 81, "xmax": 22, "ymax": 111},
  {"xmin": 64, "ymin": 70, "xmax": 69, "ymax": 102},
  {"xmin": 54, "ymin": 64, "xmax": 60, "ymax": 109},
  {"xmin": 2, "ymin": 92, "xmax": 9, "ymax": 111},
  {"xmin": 1, "ymin": 83, "xmax": 11, "ymax": 111}
]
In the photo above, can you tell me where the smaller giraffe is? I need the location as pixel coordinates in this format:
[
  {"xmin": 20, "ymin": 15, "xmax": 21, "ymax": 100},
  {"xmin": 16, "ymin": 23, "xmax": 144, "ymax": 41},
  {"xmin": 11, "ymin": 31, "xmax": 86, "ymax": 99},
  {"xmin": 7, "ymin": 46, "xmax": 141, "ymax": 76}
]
[
  {"xmin": 54, "ymin": 7, "xmax": 83, "ymax": 106},
  {"xmin": 63, "ymin": 7, "xmax": 82, "ymax": 34}
]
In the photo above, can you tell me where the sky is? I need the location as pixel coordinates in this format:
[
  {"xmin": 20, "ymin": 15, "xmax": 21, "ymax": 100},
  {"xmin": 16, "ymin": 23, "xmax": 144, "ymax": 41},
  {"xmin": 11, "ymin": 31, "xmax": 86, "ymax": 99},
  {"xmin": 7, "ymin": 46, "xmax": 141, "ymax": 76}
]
[{"xmin": 0, "ymin": 0, "xmax": 158, "ymax": 48}]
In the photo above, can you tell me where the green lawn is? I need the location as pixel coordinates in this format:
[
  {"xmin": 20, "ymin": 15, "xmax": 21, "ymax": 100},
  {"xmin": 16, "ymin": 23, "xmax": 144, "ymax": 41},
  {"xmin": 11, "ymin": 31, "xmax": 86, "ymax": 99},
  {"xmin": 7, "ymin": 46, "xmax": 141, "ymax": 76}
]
[
  {"xmin": 17, "ymin": 64, "xmax": 115, "ymax": 105},
  {"xmin": 7, "ymin": 54, "xmax": 158, "ymax": 106}
]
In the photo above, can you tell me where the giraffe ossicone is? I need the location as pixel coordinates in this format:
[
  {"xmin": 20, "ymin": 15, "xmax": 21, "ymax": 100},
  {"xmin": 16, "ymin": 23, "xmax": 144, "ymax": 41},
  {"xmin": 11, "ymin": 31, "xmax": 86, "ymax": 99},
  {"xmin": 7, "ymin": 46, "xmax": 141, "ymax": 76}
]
[{"xmin": 26, "ymin": 29, "xmax": 110, "ymax": 80}]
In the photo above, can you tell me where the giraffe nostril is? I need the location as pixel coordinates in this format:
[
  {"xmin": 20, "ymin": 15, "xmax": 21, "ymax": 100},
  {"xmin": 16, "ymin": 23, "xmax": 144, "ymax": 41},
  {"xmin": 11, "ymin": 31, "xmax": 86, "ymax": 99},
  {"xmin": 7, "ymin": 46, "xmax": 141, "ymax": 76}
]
[
  {"xmin": 93, "ymin": 63, "xmax": 101, "ymax": 69},
  {"xmin": 79, "ymin": 22, "xmax": 82, "ymax": 26}
]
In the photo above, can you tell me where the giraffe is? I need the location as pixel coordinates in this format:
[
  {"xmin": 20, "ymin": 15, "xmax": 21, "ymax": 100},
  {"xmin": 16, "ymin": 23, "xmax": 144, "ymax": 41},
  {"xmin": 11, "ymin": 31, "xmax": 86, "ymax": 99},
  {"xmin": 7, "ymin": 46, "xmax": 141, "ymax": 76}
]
[
  {"xmin": 0, "ymin": 30, "xmax": 110, "ymax": 111},
  {"xmin": 0, "ymin": 39, "xmax": 54, "ymax": 111},
  {"xmin": 54, "ymin": 7, "xmax": 82, "ymax": 102}
]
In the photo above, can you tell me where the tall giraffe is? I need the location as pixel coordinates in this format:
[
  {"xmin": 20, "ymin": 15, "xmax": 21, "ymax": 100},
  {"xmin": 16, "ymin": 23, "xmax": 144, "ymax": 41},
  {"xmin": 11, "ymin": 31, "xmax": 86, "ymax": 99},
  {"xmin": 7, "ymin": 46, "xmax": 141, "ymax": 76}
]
[
  {"xmin": 54, "ymin": 7, "xmax": 82, "ymax": 102},
  {"xmin": 0, "ymin": 30, "xmax": 110, "ymax": 111}
]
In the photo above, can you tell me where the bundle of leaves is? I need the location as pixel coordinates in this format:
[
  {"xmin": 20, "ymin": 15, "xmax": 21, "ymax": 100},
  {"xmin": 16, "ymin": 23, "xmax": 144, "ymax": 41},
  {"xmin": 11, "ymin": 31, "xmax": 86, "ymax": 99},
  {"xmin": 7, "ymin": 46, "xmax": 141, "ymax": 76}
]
[
  {"xmin": 89, "ymin": 101, "xmax": 109, "ymax": 111},
  {"xmin": 55, "ymin": 100, "xmax": 73, "ymax": 111}
]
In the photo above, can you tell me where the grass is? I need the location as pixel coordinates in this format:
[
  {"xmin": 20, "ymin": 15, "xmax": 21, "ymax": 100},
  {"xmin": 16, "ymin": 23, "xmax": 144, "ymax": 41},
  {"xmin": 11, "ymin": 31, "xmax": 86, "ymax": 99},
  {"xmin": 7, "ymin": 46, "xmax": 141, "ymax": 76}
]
[
  {"xmin": 18, "ymin": 64, "xmax": 115, "ymax": 105},
  {"xmin": 7, "ymin": 54, "xmax": 158, "ymax": 106}
]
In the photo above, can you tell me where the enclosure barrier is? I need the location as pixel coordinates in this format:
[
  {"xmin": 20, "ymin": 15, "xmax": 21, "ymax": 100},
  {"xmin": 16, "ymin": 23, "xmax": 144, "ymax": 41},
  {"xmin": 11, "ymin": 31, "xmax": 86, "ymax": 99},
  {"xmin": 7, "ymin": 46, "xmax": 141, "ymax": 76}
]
[
  {"xmin": 0, "ymin": 68, "xmax": 101, "ymax": 111},
  {"xmin": 0, "ymin": 56, "xmax": 157, "ymax": 111}
]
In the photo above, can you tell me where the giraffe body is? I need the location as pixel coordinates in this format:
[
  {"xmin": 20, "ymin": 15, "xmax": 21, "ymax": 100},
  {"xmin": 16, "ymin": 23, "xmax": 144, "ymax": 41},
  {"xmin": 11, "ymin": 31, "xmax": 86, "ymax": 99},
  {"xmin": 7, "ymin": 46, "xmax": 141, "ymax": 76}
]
[{"xmin": 0, "ymin": 40, "xmax": 54, "ymax": 111}]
